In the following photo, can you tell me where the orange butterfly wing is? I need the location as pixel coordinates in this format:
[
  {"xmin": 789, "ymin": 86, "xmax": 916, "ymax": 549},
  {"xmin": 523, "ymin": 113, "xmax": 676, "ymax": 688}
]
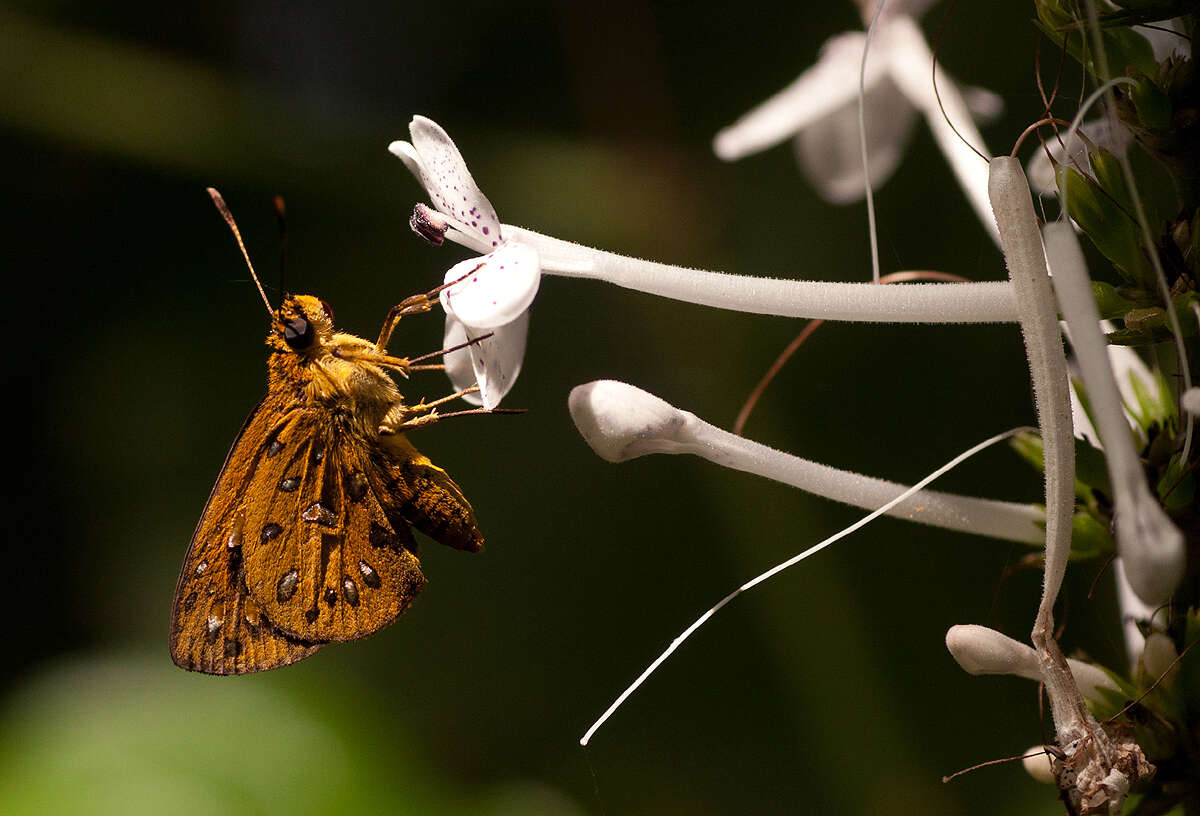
[
  {"xmin": 172, "ymin": 365, "xmax": 486, "ymax": 669},
  {"xmin": 169, "ymin": 394, "xmax": 321, "ymax": 674},
  {"xmin": 240, "ymin": 424, "xmax": 428, "ymax": 643}
]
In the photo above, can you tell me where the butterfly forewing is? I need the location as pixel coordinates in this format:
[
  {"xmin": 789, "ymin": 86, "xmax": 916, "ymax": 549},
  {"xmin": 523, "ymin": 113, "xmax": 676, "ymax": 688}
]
[
  {"xmin": 170, "ymin": 395, "xmax": 321, "ymax": 674},
  {"xmin": 242, "ymin": 429, "xmax": 428, "ymax": 642}
]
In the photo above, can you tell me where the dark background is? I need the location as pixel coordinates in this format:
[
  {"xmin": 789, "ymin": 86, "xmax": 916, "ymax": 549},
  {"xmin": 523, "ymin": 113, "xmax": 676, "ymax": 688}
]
[{"xmin": 1, "ymin": 1, "xmax": 1124, "ymax": 813}]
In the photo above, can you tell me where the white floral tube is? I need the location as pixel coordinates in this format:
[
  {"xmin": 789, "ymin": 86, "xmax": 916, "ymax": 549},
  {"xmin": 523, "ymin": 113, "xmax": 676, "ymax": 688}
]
[
  {"xmin": 569, "ymin": 380, "xmax": 1043, "ymax": 543},
  {"xmin": 1046, "ymin": 221, "xmax": 1184, "ymax": 607},
  {"xmin": 507, "ymin": 226, "xmax": 1018, "ymax": 323}
]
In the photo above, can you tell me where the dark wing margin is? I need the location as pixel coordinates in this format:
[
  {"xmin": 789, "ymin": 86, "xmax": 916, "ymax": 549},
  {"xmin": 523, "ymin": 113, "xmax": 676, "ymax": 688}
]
[{"xmin": 170, "ymin": 393, "xmax": 321, "ymax": 674}]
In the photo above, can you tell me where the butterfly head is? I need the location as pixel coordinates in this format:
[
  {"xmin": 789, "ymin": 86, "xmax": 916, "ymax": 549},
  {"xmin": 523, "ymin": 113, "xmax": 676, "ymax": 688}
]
[{"xmin": 269, "ymin": 294, "xmax": 336, "ymax": 355}]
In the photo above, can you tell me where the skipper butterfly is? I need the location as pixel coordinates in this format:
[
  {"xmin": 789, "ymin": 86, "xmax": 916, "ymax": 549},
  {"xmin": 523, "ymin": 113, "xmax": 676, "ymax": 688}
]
[{"xmin": 170, "ymin": 190, "xmax": 485, "ymax": 674}]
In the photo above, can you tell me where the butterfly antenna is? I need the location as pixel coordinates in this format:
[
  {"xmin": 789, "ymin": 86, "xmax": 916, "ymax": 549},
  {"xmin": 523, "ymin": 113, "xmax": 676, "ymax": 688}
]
[
  {"xmin": 207, "ymin": 187, "xmax": 274, "ymax": 317},
  {"xmin": 273, "ymin": 194, "xmax": 288, "ymax": 295}
]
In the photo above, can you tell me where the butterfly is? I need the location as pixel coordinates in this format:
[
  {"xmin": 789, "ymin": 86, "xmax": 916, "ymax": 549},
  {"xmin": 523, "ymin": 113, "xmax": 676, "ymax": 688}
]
[{"xmin": 170, "ymin": 190, "xmax": 486, "ymax": 675}]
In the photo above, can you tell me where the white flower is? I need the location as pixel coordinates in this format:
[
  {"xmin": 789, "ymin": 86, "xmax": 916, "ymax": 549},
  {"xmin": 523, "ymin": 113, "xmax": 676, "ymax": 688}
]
[
  {"xmin": 392, "ymin": 118, "xmax": 1027, "ymax": 411},
  {"xmin": 390, "ymin": 116, "xmax": 540, "ymax": 409},
  {"xmin": 713, "ymin": 2, "xmax": 1001, "ymax": 241}
]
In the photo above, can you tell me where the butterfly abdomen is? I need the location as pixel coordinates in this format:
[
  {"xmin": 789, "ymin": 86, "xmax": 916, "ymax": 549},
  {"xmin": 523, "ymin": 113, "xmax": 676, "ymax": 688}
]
[{"xmin": 386, "ymin": 455, "xmax": 484, "ymax": 553}]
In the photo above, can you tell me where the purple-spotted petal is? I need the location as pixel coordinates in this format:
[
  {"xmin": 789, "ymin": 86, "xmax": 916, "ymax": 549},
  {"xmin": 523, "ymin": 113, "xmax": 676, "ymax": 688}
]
[
  {"xmin": 396, "ymin": 116, "xmax": 503, "ymax": 249},
  {"xmin": 443, "ymin": 311, "xmax": 529, "ymax": 410},
  {"xmin": 793, "ymin": 73, "xmax": 918, "ymax": 203},
  {"xmin": 440, "ymin": 242, "xmax": 541, "ymax": 330},
  {"xmin": 442, "ymin": 313, "xmax": 479, "ymax": 403}
]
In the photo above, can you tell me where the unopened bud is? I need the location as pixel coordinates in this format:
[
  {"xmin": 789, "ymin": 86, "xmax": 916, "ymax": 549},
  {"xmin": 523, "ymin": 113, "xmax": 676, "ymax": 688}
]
[
  {"xmin": 1138, "ymin": 632, "xmax": 1179, "ymax": 685},
  {"xmin": 1182, "ymin": 387, "xmax": 1200, "ymax": 416},
  {"xmin": 1022, "ymin": 746, "xmax": 1056, "ymax": 784},
  {"xmin": 568, "ymin": 381, "xmax": 693, "ymax": 462}
]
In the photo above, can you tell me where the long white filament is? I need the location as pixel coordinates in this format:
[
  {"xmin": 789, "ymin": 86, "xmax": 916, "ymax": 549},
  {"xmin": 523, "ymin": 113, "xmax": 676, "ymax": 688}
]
[
  {"xmin": 860, "ymin": 0, "xmax": 886, "ymax": 284},
  {"xmin": 579, "ymin": 426, "xmax": 1023, "ymax": 746}
]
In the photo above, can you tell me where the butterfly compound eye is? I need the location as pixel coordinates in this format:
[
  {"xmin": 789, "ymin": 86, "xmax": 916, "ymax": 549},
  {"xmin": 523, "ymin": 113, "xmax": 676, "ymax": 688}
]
[{"xmin": 282, "ymin": 316, "xmax": 314, "ymax": 350}]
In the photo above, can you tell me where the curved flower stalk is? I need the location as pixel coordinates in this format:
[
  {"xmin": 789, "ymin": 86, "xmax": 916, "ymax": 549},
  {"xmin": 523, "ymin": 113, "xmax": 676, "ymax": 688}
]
[
  {"xmin": 990, "ymin": 156, "xmax": 1111, "ymax": 793},
  {"xmin": 568, "ymin": 380, "xmax": 1043, "ymax": 543},
  {"xmin": 991, "ymin": 158, "xmax": 1154, "ymax": 813},
  {"xmin": 712, "ymin": 0, "xmax": 1001, "ymax": 242},
  {"xmin": 989, "ymin": 159, "xmax": 1076, "ymax": 650},
  {"xmin": 393, "ymin": 117, "xmax": 1022, "ymax": 407},
  {"xmin": 1046, "ymin": 221, "xmax": 1184, "ymax": 608}
]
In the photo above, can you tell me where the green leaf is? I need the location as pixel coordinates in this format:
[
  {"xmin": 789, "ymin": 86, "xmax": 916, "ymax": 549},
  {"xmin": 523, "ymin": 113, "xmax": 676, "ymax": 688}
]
[
  {"xmin": 1093, "ymin": 281, "xmax": 1141, "ymax": 317},
  {"xmin": 1035, "ymin": 0, "xmax": 1158, "ymax": 77},
  {"xmin": 1011, "ymin": 430, "xmax": 1113, "ymax": 501},
  {"xmin": 1129, "ymin": 74, "xmax": 1172, "ymax": 131},
  {"xmin": 1070, "ymin": 510, "xmax": 1116, "ymax": 557},
  {"xmin": 1060, "ymin": 165, "xmax": 1153, "ymax": 287},
  {"xmin": 1108, "ymin": 292, "xmax": 1200, "ymax": 344},
  {"xmin": 1157, "ymin": 454, "xmax": 1195, "ymax": 510}
]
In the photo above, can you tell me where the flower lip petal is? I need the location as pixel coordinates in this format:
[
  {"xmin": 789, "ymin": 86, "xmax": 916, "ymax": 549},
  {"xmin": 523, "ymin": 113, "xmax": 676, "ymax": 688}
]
[
  {"xmin": 398, "ymin": 116, "xmax": 503, "ymax": 249},
  {"xmin": 441, "ymin": 313, "xmax": 481, "ymax": 405},
  {"xmin": 794, "ymin": 74, "xmax": 918, "ymax": 203},
  {"xmin": 444, "ymin": 311, "xmax": 529, "ymax": 410},
  {"xmin": 440, "ymin": 243, "xmax": 541, "ymax": 330}
]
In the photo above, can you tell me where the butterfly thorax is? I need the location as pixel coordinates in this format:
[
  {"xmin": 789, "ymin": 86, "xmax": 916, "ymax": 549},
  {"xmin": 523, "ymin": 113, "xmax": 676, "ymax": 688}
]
[{"xmin": 265, "ymin": 295, "xmax": 406, "ymax": 440}]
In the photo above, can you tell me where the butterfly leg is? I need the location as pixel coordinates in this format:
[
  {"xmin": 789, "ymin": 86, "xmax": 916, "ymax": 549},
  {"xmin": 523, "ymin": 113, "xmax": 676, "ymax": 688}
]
[
  {"xmin": 377, "ymin": 387, "xmax": 481, "ymax": 435},
  {"xmin": 374, "ymin": 266, "xmax": 485, "ymax": 351},
  {"xmin": 374, "ymin": 293, "xmax": 438, "ymax": 352}
]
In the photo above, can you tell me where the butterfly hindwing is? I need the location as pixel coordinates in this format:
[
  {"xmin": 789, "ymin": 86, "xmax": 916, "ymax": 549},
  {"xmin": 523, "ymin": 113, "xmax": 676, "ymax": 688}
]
[
  {"xmin": 170, "ymin": 394, "xmax": 321, "ymax": 674},
  {"xmin": 380, "ymin": 434, "xmax": 484, "ymax": 553},
  {"xmin": 241, "ymin": 420, "xmax": 428, "ymax": 643}
]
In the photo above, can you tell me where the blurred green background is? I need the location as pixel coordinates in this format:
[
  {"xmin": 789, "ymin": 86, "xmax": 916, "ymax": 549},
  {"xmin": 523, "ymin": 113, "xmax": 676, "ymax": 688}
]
[{"xmin": 3, "ymin": 1, "xmax": 1128, "ymax": 813}]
